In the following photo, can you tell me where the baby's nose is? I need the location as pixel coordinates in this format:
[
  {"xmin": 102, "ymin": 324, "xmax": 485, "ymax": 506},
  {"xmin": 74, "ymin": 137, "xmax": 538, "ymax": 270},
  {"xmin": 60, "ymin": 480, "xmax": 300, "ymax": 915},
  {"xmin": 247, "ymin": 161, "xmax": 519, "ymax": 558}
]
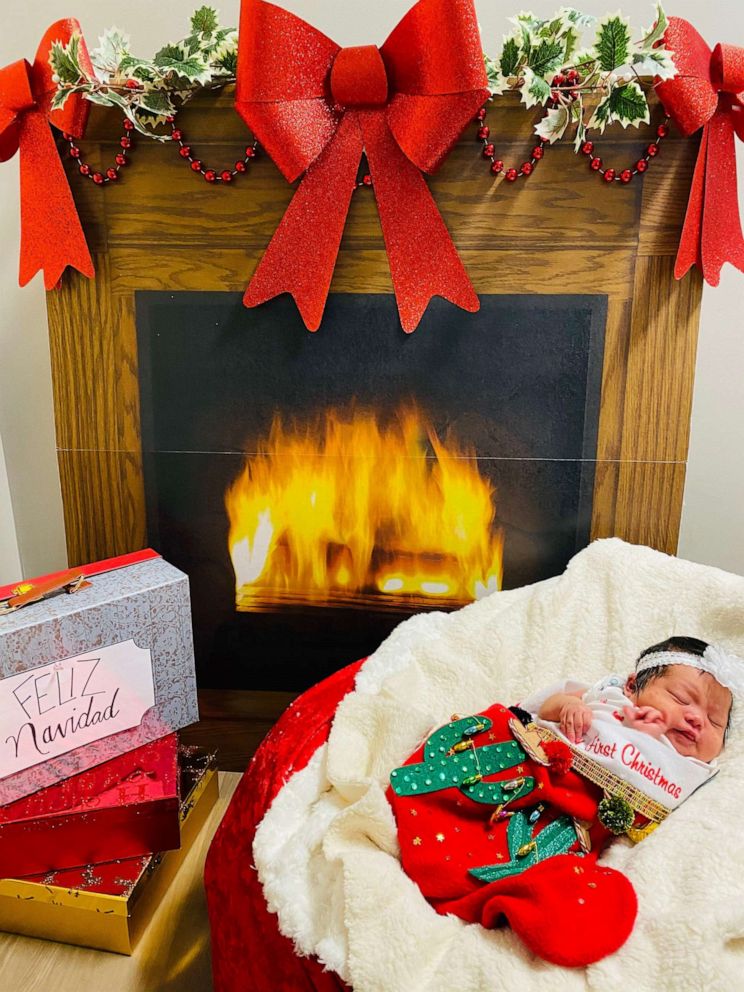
[{"xmin": 684, "ymin": 708, "xmax": 703, "ymax": 729}]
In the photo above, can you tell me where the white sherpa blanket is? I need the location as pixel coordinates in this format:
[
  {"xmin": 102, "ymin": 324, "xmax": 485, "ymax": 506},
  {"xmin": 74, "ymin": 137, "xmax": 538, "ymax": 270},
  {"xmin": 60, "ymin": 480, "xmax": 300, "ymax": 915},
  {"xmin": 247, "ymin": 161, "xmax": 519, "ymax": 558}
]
[{"xmin": 253, "ymin": 539, "xmax": 744, "ymax": 992}]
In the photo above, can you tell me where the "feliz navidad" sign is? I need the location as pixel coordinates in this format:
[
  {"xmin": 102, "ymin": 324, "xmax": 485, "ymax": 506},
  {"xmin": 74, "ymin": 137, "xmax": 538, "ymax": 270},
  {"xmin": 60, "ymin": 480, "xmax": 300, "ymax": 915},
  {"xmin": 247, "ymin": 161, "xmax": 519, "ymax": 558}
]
[{"xmin": 0, "ymin": 640, "xmax": 155, "ymax": 778}]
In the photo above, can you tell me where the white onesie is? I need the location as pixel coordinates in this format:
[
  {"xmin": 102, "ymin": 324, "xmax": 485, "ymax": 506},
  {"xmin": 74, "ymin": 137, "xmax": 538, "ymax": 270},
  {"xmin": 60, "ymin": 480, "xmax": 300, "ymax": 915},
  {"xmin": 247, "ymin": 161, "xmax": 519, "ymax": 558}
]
[{"xmin": 520, "ymin": 674, "xmax": 716, "ymax": 808}]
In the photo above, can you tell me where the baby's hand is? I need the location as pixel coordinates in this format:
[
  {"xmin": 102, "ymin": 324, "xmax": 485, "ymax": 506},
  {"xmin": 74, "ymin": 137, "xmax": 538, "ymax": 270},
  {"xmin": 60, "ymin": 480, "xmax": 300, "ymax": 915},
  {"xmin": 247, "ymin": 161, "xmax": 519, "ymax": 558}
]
[
  {"xmin": 622, "ymin": 705, "xmax": 667, "ymax": 738},
  {"xmin": 559, "ymin": 698, "xmax": 593, "ymax": 743}
]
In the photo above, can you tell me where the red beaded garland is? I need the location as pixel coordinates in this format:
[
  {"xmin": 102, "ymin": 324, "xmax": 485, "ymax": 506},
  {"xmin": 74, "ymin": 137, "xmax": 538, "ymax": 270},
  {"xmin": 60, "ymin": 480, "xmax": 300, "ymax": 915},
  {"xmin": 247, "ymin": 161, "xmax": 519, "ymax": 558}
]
[
  {"xmin": 475, "ymin": 102, "xmax": 548, "ymax": 182},
  {"xmin": 581, "ymin": 141, "xmax": 594, "ymax": 155},
  {"xmin": 590, "ymin": 156, "xmax": 603, "ymax": 171},
  {"xmin": 168, "ymin": 120, "xmax": 258, "ymax": 183},
  {"xmin": 603, "ymin": 168, "xmax": 615, "ymax": 182},
  {"xmin": 647, "ymin": 142, "xmax": 659, "ymax": 157},
  {"xmin": 636, "ymin": 158, "xmax": 648, "ymax": 173},
  {"xmin": 589, "ymin": 115, "xmax": 669, "ymax": 184},
  {"xmin": 67, "ymin": 118, "xmax": 133, "ymax": 185},
  {"xmin": 620, "ymin": 169, "xmax": 633, "ymax": 184}
]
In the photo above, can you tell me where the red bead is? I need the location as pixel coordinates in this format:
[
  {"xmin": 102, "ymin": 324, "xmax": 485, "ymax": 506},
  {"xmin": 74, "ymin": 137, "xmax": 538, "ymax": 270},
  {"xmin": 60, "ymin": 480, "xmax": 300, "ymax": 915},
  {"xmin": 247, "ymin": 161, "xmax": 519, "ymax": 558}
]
[
  {"xmin": 78, "ymin": 163, "xmax": 91, "ymax": 176},
  {"xmin": 69, "ymin": 146, "xmax": 81, "ymax": 159},
  {"xmin": 120, "ymin": 136, "xmax": 132, "ymax": 148},
  {"xmin": 179, "ymin": 145, "xmax": 192, "ymax": 158},
  {"xmin": 656, "ymin": 123, "xmax": 669, "ymax": 138},
  {"xmin": 505, "ymin": 168, "xmax": 518, "ymax": 182},
  {"xmin": 171, "ymin": 129, "xmax": 183, "ymax": 142},
  {"xmin": 92, "ymin": 172, "xmax": 104, "ymax": 184},
  {"xmin": 115, "ymin": 153, "xmax": 127, "ymax": 166},
  {"xmin": 106, "ymin": 168, "xmax": 119, "ymax": 181},
  {"xmin": 245, "ymin": 146, "xmax": 256, "ymax": 158},
  {"xmin": 191, "ymin": 160, "xmax": 203, "ymax": 172},
  {"xmin": 532, "ymin": 145, "xmax": 544, "ymax": 160},
  {"xmin": 490, "ymin": 160, "xmax": 503, "ymax": 174},
  {"xmin": 220, "ymin": 170, "xmax": 233, "ymax": 182},
  {"xmin": 204, "ymin": 169, "xmax": 217, "ymax": 182},
  {"xmin": 477, "ymin": 126, "xmax": 490, "ymax": 140},
  {"xmin": 620, "ymin": 169, "xmax": 633, "ymax": 183},
  {"xmin": 520, "ymin": 161, "xmax": 533, "ymax": 176},
  {"xmin": 636, "ymin": 158, "xmax": 648, "ymax": 173},
  {"xmin": 647, "ymin": 143, "xmax": 659, "ymax": 157},
  {"xmin": 125, "ymin": 79, "xmax": 139, "ymax": 89},
  {"xmin": 362, "ymin": 174, "xmax": 373, "ymax": 186},
  {"xmin": 581, "ymin": 141, "xmax": 594, "ymax": 156},
  {"xmin": 483, "ymin": 143, "xmax": 495, "ymax": 158},
  {"xmin": 476, "ymin": 107, "xmax": 487, "ymax": 121},
  {"xmin": 590, "ymin": 156, "xmax": 602, "ymax": 171},
  {"xmin": 235, "ymin": 160, "xmax": 247, "ymax": 173},
  {"xmin": 603, "ymin": 168, "xmax": 615, "ymax": 182},
  {"xmin": 123, "ymin": 119, "xmax": 134, "ymax": 131}
]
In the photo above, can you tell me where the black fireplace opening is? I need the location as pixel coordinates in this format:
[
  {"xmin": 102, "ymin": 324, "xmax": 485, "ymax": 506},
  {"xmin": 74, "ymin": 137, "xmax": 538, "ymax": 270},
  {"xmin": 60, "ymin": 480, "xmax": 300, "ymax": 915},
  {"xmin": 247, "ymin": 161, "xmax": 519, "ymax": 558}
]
[{"xmin": 136, "ymin": 292, "xmax": 607, "ymax": 691}]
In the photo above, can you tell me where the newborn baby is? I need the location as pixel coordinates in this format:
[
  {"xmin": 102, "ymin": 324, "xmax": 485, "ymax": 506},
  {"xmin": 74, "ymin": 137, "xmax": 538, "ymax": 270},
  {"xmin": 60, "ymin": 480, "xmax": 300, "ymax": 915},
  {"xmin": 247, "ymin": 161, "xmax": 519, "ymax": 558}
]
[{"xmin": 520, "ymin": 635, "xmax": 735, "ymax": 808}]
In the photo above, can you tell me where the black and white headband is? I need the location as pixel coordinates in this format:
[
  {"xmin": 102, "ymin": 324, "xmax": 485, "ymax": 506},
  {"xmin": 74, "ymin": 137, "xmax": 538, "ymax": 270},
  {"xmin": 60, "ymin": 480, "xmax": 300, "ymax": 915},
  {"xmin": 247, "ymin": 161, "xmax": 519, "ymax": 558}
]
[{"xmin": 636, "ymin": 643, "xmax": 744, "ymax": 696}]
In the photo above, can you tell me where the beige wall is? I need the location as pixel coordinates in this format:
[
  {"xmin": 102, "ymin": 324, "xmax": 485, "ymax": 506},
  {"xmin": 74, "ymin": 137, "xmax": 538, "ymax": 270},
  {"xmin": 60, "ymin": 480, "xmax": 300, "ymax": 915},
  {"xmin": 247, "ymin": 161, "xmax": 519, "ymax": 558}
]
[{"xmin": 1, "ymin": 0, "xmax": 742, "ymax": 583}]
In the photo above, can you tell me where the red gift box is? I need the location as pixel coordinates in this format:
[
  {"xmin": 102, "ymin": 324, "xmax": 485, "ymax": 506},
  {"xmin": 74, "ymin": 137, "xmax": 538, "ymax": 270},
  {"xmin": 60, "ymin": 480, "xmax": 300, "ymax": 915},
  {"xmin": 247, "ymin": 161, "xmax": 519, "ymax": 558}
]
[{"xmin": 0, "ymin": 733, "xmax": 180, "ymax": 878}]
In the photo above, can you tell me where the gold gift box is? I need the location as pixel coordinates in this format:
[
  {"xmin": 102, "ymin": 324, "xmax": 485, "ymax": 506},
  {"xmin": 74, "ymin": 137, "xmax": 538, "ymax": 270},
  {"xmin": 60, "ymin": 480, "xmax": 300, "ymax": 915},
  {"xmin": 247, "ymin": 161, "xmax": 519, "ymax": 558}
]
[{"xmin": 0, "ymin": 755, "xmax": 219, "ymax": 954}]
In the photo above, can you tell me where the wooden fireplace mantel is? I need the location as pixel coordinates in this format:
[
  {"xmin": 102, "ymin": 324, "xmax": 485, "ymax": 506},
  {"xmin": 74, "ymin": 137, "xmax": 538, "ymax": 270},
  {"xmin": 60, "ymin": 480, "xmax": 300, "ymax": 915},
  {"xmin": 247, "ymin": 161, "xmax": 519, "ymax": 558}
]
[
  {"xmin": 47, "ymin": 87, "xmax": 702, "ymax": 569},
  {"xmin": 45, "ymin": 87, "xmax": 703, "ymax": 764}
]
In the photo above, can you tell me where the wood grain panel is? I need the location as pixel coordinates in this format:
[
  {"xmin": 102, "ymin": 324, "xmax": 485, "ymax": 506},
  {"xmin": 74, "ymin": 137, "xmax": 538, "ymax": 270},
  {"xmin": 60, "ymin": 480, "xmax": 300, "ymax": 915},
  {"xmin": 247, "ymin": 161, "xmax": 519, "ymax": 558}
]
[
  {"xmin": 613, "ymin": 461, "xmax": 687, "ymax": 553},
  {"xmin": 620, "ymin": 254, "xmax": 703, "ymax": 463}
]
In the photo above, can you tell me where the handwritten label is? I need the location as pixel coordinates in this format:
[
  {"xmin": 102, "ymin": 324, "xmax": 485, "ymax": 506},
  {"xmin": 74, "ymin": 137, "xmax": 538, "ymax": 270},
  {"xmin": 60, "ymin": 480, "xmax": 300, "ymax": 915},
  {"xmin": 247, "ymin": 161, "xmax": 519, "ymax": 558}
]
[{"xmin": 0, "ymin": 640, "xmax": 155, "ymax": 779}]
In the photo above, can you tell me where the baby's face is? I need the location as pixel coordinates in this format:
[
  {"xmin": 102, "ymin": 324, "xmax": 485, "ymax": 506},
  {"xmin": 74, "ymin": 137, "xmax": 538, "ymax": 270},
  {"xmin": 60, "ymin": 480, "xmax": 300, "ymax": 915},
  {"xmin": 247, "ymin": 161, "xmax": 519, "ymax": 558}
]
[{"xmin": 626, "ymin": 665, "xmax": 731, "ymax": 763}]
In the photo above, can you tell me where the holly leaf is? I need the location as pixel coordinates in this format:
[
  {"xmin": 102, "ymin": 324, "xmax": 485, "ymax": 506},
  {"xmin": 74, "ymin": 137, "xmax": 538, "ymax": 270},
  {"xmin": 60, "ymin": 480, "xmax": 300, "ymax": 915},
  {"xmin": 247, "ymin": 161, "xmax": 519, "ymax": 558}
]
[
  {"xmin": 631, "ymin": 47, "xmax": 676, "ymax": 81},
  {"xmin": 50, "ymin": 34, "xmax": 83, "ymax": 85},
  {"xmin": 588, "ymin": 94, "xmax": 613, "ymax": 132},
  {"xmin": 500, "ymin": 36, "xmax": 521, "ymax": 77},
  {"xmin": 608, "ymin": 81, "xmax": 650, "ymax": 127},
  {"xmin": 136, "ymin": 88, "xmax": 175, "ymax": 116},
  {"xmin": 215, "ymin": 50, "xmax": 238, "ymax": 75},
  {"xmin": 91, "ymin": 27, "xmax": 130, "ymax": 74},
  {"xmin": 595, "ymin": 14, "xmax": 631, "ymax": 72},
  {"xmin": 561, "ymin": 8, "xmax": 596, "ymax": 29},
  {"xmin": 191, "ymin": 6, "xmax": 219, "ymax": 36},
  {"xmin": 563, "ymin": 26, "xmax": 580, "ymax": 63},
  {"xmin": 154, "ymin": 43, "xmax": 212, "ymax": 84},
  {"xmin": 484, "ymin": 53, "xmax": 506, "ymax": 95},
  {"xmin": 534, "ymin": 104, "xmax": 570, "ymax": 143},
  {"xmin": 641, "ymin": 3, "xmax": 669, "ymax": 50},
  {"xmin": 527, "ymin": 39, "xmax": 564, "ymax": 77},
  {"xmin": 574, "ymin": 116, "xmax": 588, "ymax": 152},
  {"xmin": 50, "ymin": 83, "xmax": 87, "ymax": 112},
  {"xmin": 520, "ymin": 68, "xmax": 552, "ymax": 108}
]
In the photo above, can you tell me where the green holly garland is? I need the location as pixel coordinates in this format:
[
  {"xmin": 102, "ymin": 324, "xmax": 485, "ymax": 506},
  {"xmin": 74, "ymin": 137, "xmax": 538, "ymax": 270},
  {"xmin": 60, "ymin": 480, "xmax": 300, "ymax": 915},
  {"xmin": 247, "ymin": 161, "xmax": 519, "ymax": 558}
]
[{"xmin": 49, "ymin": 4, "xmax": 675, "ymax": 149}]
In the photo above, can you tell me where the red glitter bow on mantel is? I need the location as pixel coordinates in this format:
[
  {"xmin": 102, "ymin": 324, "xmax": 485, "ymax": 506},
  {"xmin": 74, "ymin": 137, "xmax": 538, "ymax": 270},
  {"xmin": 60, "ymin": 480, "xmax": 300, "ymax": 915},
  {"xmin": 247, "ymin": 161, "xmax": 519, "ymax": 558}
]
[
  {"xmin": 656, "ymin": 18, "xmax": 744, "ymax": 286},
  {"xmin": 236, "ymin": 0, "xmax": 489, "ymax": 332},
  {"xmin": 0, "ymin": 20, "xmax": 94, "ymax": 290}
]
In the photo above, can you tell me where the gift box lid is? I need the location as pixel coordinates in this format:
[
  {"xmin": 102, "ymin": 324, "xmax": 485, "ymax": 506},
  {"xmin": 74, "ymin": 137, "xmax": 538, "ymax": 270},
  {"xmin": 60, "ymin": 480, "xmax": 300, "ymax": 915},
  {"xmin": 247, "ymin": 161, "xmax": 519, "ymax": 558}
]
[{"xmin": 0, "ymin": 550, "xmax": 198, "ymax": 805}]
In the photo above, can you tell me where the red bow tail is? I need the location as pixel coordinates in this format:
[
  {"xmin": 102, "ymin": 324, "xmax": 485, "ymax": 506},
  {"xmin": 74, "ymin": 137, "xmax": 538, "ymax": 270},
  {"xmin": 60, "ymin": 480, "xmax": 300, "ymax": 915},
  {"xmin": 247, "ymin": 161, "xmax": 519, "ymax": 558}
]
[
  {"xmin": 658, "ymin": 19, "xmax": 744, "ymax": 285},
  {"xmin": 0, "ymin": 21, "xmax": 94, "ymax": 290},
  {"xmin": 361, "ymin": 111, "xmax": 479, "ymax": 331}
]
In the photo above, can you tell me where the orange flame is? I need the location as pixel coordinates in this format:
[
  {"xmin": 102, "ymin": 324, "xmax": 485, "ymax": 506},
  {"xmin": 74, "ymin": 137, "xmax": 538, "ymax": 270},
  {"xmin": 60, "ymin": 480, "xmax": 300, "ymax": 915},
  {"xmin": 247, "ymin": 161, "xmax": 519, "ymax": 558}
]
[{"xmin": 226, "ymin": 408, "xmax": 503, "ymax": 609}]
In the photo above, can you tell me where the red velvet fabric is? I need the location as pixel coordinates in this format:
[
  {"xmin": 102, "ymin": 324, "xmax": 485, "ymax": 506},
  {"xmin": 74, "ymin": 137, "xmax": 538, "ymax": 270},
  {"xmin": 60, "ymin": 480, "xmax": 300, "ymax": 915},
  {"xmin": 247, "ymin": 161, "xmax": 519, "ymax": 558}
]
[{"xmin": 205, "ymin": 662, "xmax": 364, "ymax": 992}]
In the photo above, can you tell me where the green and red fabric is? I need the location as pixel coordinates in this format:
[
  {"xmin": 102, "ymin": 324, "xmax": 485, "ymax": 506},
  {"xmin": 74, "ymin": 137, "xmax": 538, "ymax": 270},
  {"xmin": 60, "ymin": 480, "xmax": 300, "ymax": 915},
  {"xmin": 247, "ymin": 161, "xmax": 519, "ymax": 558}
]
[{"xmin": 388, "ymin": 702, "xmax": 638, "ymax": 966}]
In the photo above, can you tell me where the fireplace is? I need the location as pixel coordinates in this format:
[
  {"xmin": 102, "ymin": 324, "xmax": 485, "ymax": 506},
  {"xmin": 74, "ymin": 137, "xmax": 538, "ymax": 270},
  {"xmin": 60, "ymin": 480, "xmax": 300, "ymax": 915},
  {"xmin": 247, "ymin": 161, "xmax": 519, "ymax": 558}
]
[{"xmin": 137, "ymin": 291, "xmax": 606, "ymax": 691}]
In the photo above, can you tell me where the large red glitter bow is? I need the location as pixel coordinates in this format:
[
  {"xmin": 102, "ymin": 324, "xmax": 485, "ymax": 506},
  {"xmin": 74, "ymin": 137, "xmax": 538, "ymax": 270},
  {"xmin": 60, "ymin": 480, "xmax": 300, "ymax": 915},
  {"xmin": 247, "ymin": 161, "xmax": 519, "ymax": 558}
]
[
  {"xmin": 236, "ymin": 0, "xmax": 489, "ymax": 332},
  {"xmin": 0, "ymin": 21, "xmax": 94, "ymax": 289},
  {"xmin": 656, "ymin": 18, "xmax": 744, "ymax": 285}
]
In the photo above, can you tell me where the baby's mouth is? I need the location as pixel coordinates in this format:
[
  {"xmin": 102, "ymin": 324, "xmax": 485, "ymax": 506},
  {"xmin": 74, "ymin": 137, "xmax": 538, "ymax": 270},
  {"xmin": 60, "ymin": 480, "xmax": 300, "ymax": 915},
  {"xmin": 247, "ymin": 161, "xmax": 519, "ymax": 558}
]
[{"xmin": 670, "ymin": 728, "xmax": 698, "ymax": 745}]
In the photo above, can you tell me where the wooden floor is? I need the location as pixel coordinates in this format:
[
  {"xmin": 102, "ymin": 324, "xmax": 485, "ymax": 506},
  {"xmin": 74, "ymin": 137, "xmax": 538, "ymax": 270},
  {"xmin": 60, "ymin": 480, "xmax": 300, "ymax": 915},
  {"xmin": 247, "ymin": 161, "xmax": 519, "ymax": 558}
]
[
  {"xmin": 0, "ymin": 772, "xmax": 241, "ymax": 992},
  {"xmin": 179, "ymin": 689, "xmax": 297, "ymax": 771}
]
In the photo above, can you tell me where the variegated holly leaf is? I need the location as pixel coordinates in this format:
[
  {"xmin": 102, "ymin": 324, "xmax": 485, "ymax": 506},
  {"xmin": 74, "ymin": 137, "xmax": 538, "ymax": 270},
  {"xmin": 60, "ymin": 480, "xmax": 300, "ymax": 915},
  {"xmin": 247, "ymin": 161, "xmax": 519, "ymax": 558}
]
[
  {"xmin": 521, "ymin": 68, "xmax": 552, "ymax": 108},
  {"xmin": 641, "ymin": 2, "xmax": 669, "ymax": 49},
  {"xmin": 631, "ymin": 47, "xmax": 676, "ymax": 81},
  {"xmin": 50, "ymin": 83, "xmax": 88, "ymax": 112},
  {"xmin": 484, "ymin": 53, "xmax": 507, "ymax": 95},
  {"xmin": 500, "ymin": 35, "xmax": 522, "ymax": 77},
  {"xmin": 534, "ymin": 104, "xmax": 570, "ymax": 142},
  {"xmin": 527, "ymin": 38, "xmax": 564, "ymax": 77},
  {"xmin": 154, "ymin": 43, "xmax": 212, "ymax": 84},
  {"xmin": 191, "ymin": 6, "xmax": 219, "ymax": 36},
  {"xmin": 574, "ymin": 116, "xmax": 588, "ymax": 152},
  {"xmin": 607, "ymin": 80, "xmax": 650, "ymax": 126},
  {"xmin": 118, "ymin": 56, "xmax": 158, "ymax": 83},
  {"xmin": 136, "ymin": 88, "xmax": 175, "ymax": 116},
  {"xmin": 562, "ymin": 7, "xmax": 596, "ymax": 29},
  {"xmin": 588, "ymin": 94, "xmax": 613, "ymax": 132},
  {"xmin": 50, "ymin": 34, "xmax": 83, "ymax": 85},
  {"xmin": 595, "ymin": 14, "xmax": 631, "ymax": 72},
  {"xmin": 91, "ymin": 27, "xmax": 130, "ymax": 74}
]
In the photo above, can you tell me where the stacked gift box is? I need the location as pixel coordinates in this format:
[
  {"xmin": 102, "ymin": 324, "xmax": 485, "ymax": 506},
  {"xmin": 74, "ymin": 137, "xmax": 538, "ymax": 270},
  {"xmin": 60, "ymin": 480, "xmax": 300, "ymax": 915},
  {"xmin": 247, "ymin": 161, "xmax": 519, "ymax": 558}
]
[{"xmin": 0, "ymin": 550, "xmax": 213, "ymax": 953}]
